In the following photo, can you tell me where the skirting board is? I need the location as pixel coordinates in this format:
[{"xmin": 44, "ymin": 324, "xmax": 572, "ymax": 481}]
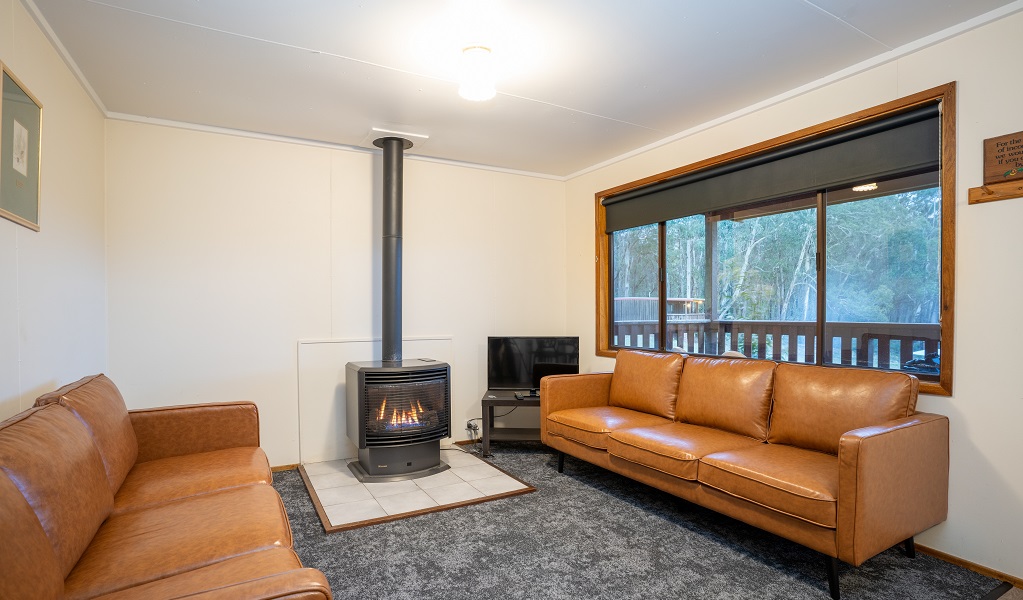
[{"xmin": 918, "ymin": 544, "xmax": 1023, "ymax": 589}]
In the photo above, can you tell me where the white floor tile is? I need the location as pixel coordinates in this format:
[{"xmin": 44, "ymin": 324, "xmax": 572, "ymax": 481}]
[
  {"xmin": 470, "ymin": 474, "xmax": 527, "ymax": 496},
  {"xmin": 413, "ymin": 469, "xmax": 464, "ymax": 490},
  {"xmin": 452, "ymin": 463, "xmax": 502, "ymax": 482},
  {"xmin": 364, "ymin": 479, "xmax": 420, "ymax": 498},
  {"xmin": 423, "ymin": 481, "xmax": 486, "ymax": 505},
  {"xmin": 325, "ymin": 499, "xmax": 388, "ymax": 526},
  {"xmin": 316, "ymin": 483, "xmax": 374, "ymax": 506},
  {"xmin": 302, "ymin": 459, "xmax": 351, "ymax": 476},
  {"xmin": 441, "ymin": 449, "xmax": 484, "ymax": 467},
  {"xmin": 308, "ymin": 470, "xmax": 361, "ymax": 490},
  {"xmin": 377, "ymin": 489, "xmax": 439, "ymax": 515}
]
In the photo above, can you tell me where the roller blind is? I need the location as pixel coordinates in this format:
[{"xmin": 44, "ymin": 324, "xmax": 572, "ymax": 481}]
[{"xmin": 603, "ymin": 103, "xmax": 940, "ymax": 232}]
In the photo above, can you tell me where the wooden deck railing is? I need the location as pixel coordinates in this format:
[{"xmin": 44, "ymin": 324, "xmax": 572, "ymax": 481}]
[
  {"xmin": 612, "ymin": 319, "xmax": 940, "ymax": 372},
  {"xmin": 613, "ymin": 297, "xmax": 707, "ymax": 323}
]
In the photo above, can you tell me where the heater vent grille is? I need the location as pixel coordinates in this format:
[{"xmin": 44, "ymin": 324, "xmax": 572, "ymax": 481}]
[{"xmin": 363, "ymin": 367, "xmax": 449, "ymax": 385}]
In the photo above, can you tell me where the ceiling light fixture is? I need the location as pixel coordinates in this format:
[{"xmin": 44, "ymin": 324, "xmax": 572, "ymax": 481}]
[
  {"xmin": 852, "ymin": 183, "xmax": 879, "ymax": 192},
  {"xmin": 458, "ymin": 45, "xmax": 496, "ymax": 101}
]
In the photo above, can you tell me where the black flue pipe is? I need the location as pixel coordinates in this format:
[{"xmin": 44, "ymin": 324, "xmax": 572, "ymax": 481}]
[{"xmin": 374, "ymin": 136, "xmax": 412, "ymax": 363}]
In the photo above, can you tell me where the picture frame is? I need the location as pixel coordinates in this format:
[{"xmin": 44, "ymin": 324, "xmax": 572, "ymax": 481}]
[{"xmin": 0, "ymin": 63, "xmax": 42, "ymax": 231}]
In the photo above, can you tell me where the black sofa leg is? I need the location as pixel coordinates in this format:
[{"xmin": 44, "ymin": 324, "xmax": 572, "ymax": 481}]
[
  {"xmin": 826, "ymin": 556, "xmax": 840, "ymax": 600},
  {"xmin": 557, "ymin": 451, "xmax": 565, "ymax": 473},
  {"xmin": 903, "ymin": 537, "xmax": 916, "ymax": 558}
]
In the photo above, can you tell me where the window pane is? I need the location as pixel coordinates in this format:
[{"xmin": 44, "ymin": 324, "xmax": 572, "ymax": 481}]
[
  {"xmin": 665, "ymin": 215, "xmax": 706, "ymax": 353},
  {"xmin": 611, "ymin": 223, "xmax": 659, "ymax": 349},
  {"xmin": 824, "ymin": 172, "xmax": 941, "ymax": 377},
  {"xmin": 714, "ymin": 197, "xmax": 817, "ymax": 362}
]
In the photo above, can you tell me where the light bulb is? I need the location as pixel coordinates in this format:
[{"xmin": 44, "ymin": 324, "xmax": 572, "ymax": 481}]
[{"xmin": 458, "ymin": 46, "xmax": 496, "ymax": 101}]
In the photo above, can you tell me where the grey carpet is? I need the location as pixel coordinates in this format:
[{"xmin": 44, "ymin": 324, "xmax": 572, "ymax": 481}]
[{"xmin": 273, "ymin": 442, "xmax": 1004, "ymax": 599}]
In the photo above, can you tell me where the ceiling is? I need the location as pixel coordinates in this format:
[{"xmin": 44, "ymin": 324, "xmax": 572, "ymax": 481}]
[{"xmin": 26, "ymin": 0, "xmax": 1022, "ymax": 178}]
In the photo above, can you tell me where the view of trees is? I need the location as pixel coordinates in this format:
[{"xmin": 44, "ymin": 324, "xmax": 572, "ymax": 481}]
[
  {"xmin": 612, "ymin": 185, "xmax": 941, "ymax": 326},
  {"xmin": 612, "ymin": 223, "xmax": 658, "ymax": 300},
  {"xmin": 826, "ymin": 187, "xmax": 941, "ymax": 324}
]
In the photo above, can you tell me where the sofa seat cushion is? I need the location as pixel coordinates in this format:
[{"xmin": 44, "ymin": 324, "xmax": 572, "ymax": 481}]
[
  {"xmin": 699, "ymin": 444, "xmax": 838, "ymax": 528},
  {"xmin": 547, "ymin": 407, "xmax": 671, "ymax": 449},
  {"xmin": 114, "ymin": 447, "xmax": 272, "ymax": 515},
  {"xmin": 64, "ymin": 484, "xmax": 292, "ymax": 600},
  {"xmin": 92, "ymin": 548, "xmax": 304, "ymax": 600},
  {"xmin": 607, "ymin": 423, "xmax": 762, "ymax": 480}
]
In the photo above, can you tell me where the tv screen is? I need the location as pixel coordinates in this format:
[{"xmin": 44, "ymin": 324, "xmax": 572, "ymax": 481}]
[{"xmin": 487, "ymin": 336, "xmax": 580, "ymax": 393}]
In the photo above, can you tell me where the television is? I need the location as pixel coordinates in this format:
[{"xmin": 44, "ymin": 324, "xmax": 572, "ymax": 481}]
[{"xmin": 487, "ymin": 336, "xmax": 580, "ymax": 396}]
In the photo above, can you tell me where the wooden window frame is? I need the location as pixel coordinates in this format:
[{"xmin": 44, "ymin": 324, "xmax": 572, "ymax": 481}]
[{"xmin": 595, "ymin": 82, "xmax": 956, "ymax": 396}]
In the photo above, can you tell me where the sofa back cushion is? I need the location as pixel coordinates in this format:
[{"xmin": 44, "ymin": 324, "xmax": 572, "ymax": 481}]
[
  {"xmin": 768, "ymin": 363, "xmax": 919, "ymax": 455},
  {"xmin": 36, "ymin": 373, "xmax": 138, "ymax": 494},
  {"xmin": 0, "ymin": 404, "xmax": 114, "ymax": 578},
  {"xmin": 608, "ymin": 350, "xmax": 684, "ymax": 419},
  {"xmin": 677, "ymin": 357, "xmax": 776, "ymax": 440}
]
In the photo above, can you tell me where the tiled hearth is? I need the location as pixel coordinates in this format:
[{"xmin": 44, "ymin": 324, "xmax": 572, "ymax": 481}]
[{"xmin": 300, "ymin": 448, "xmax": 532, "ymax": 532}]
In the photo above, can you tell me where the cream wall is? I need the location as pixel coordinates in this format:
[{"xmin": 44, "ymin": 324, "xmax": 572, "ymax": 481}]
[
  {"xmin": 104, "ymin": 121, "xmax": 568, "ymax": 466},
  {"xmin": 565, "ymin": 12, "xmax": 1023, "ymax": 579},
  {"xmin": 0, "ymin": 0, "xmax": 106, "ymax": 420}
]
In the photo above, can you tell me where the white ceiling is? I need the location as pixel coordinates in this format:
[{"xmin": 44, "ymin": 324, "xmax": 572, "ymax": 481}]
[{"xmin": 26, "ymin": 0, "xmax": 1023, "ymax": 177}]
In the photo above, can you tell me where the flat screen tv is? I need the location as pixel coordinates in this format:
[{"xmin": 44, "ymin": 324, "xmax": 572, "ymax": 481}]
[{"xmin": 487, "ymin": 336, "xmax": 580, "ymax": 395}]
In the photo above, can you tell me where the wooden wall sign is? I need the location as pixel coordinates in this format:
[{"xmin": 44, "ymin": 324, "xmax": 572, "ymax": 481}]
[{"xmin": 984, "ymin": 130, "xmax": 1023, "ymax": 185}]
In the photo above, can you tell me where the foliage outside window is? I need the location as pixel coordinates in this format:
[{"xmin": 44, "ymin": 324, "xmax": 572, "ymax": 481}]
[{"xmin": 596, "ymin": 85, "xmax": 955, "ymax": 395}]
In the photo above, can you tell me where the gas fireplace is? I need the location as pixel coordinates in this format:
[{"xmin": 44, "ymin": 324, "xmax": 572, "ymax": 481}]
[
  {"xmin": 346, "ymin": 359, "xmax": 451, "ymax": 480},
  {"xmin": 345, "ymin": 135, "xmax": 452, "ymax": 482}
]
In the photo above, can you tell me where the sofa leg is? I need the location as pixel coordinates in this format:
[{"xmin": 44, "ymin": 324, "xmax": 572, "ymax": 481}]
[
  {"xmin": 903, "ymin": 537, "xmax": 916, "ymax": 558},
  {"xmin": 825, "ymin": 556, "xmax": 840, "ymax": 600},
  {"xmin": 557, "ymin": 451, "xmax": 565, "ymax": 473}
]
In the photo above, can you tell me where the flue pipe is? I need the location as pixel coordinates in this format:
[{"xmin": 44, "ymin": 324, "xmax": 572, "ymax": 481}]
[{"xmin": 373, "ymin": 136, "xmax": 412, "ymax": 363}]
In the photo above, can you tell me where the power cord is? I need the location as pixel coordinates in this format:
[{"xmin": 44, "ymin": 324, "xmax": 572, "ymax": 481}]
[
  {"xmin": 462, "ymin": 407, "xmax": 519, "ymax": 454},
  {"xmin": 465, "ymin": 418, "xmax": 482, "ymax": 453}
]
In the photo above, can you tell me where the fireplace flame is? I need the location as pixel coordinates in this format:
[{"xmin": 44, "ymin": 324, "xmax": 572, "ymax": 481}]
[{"xmin": 388, "ymin": 399, "xmax": 425, "ymax": 427}]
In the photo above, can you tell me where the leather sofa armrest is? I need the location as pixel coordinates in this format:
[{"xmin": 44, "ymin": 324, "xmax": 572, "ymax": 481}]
[
  {"xmin": 539, "ymin": 373, "xmax": 612, "ymax": 444},
  {"xmin": 171, "ymin": 568, "xmax": 332, "ymax": 599},
  {"xmin": 130, "ymin": 401, "xmax": 261, "ymax": 463},
  {"xmin": 836, "ymin": 412, "xmax": 949, "ymax": 566}
]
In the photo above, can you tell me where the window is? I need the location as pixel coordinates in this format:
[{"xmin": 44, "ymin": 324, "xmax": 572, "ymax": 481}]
[
  {"xmin": 823, "ymin": 172, "xmax": 941, "ymax": 372},
  {"xmin": 597, "ymin": 84, "xmax": 955, "ymax": 395}
]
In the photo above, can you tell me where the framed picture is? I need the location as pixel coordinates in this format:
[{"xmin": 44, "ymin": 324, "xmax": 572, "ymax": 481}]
[{"xmin": 0, "ymin": 63, "xmax": 42, "ymax": 231}]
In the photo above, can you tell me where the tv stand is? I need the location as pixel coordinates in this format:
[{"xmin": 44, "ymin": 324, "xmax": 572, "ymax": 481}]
[{"xmin": 480, "ymin": 390, "xmax": 541, "ymax": 457}]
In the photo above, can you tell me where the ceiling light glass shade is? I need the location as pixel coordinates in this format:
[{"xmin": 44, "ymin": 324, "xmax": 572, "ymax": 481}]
[
  {"xmin": 458, "ymin": 46, "xmax": 496, "ymax": 101},
  {"xmin": 852, "ymin": 183, "xmax": 879, "ymax": 192}
]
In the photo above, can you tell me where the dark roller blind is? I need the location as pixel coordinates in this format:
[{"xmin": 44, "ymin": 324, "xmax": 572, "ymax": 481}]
[{"xmin": 603, "ymin": 103, "xmax": 940, "ymax": 232}]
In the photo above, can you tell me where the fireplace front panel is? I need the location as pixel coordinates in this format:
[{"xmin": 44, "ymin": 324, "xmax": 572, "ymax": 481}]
[{"xmin": 346, "ymin": 361, "xmax": 451, "ymax": 449}]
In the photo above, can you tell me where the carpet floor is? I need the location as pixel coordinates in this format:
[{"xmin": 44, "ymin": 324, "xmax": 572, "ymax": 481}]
[{"xmin": 273, "ymin": 442, "xmax": 1005, "ymax": 600}]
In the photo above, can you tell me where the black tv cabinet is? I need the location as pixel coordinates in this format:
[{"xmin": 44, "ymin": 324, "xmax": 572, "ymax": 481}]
[{"xmin": 480, "ymin": 390, "xmax": 541, "ymax": 457}]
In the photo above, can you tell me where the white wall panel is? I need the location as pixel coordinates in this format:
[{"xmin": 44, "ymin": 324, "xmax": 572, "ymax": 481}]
[
  {"xmin": 105, "ymin": 122, "xmax": 333, "ymax": 466},
  {"xmin": 106, "ymin": 125, "xmax": 566, "ymax": 466},
  {"xmin": 0, "ymin": 0, "xmax": 106, "ymax": 420}
]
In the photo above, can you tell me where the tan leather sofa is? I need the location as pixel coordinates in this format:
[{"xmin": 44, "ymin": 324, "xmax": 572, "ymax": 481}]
[
  {"xmin": 540, "ymin": 350, "xmax": 949, "ymax": 600},
  {"xmin": 0, "ymin": 374, "xmax": 332, "ymax": 600}
]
